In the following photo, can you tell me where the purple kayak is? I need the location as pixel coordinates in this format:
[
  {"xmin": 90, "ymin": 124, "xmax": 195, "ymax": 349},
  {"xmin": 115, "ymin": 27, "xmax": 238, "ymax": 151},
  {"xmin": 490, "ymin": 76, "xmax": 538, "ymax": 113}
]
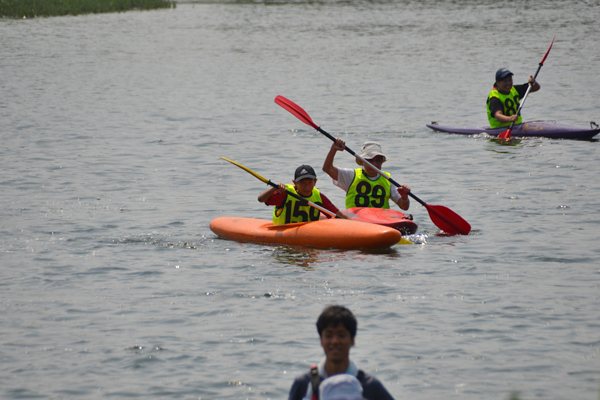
[{"xmin": 426, "ymin": 121, "xmax": 600, "ymax": 140}]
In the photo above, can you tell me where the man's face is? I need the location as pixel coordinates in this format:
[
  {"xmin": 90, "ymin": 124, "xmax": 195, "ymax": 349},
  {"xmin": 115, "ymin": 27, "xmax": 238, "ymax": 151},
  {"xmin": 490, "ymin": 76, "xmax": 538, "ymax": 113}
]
[
  {"xmin": 496, "ymin": 75, "xmax": 513, "ymax": 94},
  {"xmin": 320, "ymin": 323, "xmax": 355, "ymax": 363},
  {"xmin": 294, "ymin": 178, "xmax": 316, "ymax": 197},
  {"xmin": 363, "ymin": 155, "xmax": 385, "ymax": 177}
]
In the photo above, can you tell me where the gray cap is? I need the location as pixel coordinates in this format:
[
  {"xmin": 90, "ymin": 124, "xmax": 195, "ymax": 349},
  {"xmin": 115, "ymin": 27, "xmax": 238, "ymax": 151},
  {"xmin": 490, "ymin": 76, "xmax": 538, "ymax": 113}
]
[{"xmin": 495, "ymin": 68, "xmax": 513, "ymax": 81}]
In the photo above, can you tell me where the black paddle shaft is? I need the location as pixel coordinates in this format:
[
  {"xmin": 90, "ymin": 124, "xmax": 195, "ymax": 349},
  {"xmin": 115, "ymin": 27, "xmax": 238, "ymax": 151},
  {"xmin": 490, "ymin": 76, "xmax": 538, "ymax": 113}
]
[
  {"xmin": 266, "ymin": 180, "xmax": 309, "ymax": 207},
  {"xmin": 514, "ymin": 62, "xmax": 543, "ymax": 118}
]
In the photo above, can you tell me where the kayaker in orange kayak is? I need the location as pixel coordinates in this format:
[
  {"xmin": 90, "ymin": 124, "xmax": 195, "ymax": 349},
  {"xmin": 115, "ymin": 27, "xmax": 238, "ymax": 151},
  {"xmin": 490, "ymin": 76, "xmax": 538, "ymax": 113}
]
[
  {"xmin": 323, "ymin": 139, "xmax": 410, "ymax": 211},
  {"xmin": 486, "ymin": 68, "xmax": 541, "ymax": 128},
  {"xmin": 258, "ymin": 165, "xmax": 349, "ymax": 225}
]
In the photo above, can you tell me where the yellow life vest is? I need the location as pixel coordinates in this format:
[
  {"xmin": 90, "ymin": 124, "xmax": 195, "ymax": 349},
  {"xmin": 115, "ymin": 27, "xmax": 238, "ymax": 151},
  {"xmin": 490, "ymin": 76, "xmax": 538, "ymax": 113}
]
[
  {"xmin": 486, "ymin": 86, "xmax": 523, "ymax": 128},
  {"xmin": 272, "ymin": 184, "xmax": 324, "ymax": 225},
  {"xmin": 345, "ymin": 169, "xmax": 391, "ymax": 209}
]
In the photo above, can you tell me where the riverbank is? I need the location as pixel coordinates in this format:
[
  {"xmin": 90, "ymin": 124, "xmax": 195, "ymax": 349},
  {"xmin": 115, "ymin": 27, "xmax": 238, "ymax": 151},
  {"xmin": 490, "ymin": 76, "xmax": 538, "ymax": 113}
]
[{"xmin": 0, "ymin": 0, "xmax": 174, "ymax": 18}]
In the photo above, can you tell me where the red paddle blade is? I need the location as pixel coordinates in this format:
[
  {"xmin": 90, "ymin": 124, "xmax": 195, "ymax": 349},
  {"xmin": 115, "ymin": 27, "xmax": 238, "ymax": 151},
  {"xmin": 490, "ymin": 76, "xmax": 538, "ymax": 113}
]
[
  {"xmin": 540, "ymin": 36, "xmax": 555, "ymax": 65},
  {"xmin": 425, "ymin": 204, "xmax": 471, "ymax": 235},
  {"xmin": 497, "ymin": 128, "xmax": 512, "ymax": 140},
  {"xmin": 275, "ymin": 95, "xmax": 319, "ymax": 130}
]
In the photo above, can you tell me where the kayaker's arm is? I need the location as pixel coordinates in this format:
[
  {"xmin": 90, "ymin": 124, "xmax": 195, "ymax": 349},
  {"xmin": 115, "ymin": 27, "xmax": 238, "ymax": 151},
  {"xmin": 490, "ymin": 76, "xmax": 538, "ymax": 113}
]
[
  {"xmin": 258, "ymin": 183, "xmax": 286, "ymax": 203},
  {"xmin": 396, "ymin": 197, "xmax": 410, "ymax": 211},
  {"xmin": 319, "ymin": 193, "xmax": 350, "ymax": 220},
  {"xmin": 393, "ymin": 185, "xmax": 411, "ymax": 211},
  {"xmin": 322, "ymin": 138, "xmax": 345, "ymax": 181},
  {"xmin": 493, "ymin": 111, "xmax": 520, "ymax": 124},
  {"xmin": 528, "ymin": 76, "xmax": 541, "ymax": 92}
]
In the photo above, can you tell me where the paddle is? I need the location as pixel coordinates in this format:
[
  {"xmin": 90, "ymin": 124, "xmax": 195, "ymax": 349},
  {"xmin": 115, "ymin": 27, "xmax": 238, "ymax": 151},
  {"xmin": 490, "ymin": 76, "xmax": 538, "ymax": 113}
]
[
  {"xmin": 220, "ymin": 157, "xmax": 338, "ymax": 219},
  {"xmin": 223, "ymin": 156, "xmax": 414, "ymax": 244},
  {"xmin": 497, "ymin": 36, "xmax": 555, "ymax": 140},
  {"xmin": 274, "ymin": 96, "xmax": 471, "ymax": 235}
]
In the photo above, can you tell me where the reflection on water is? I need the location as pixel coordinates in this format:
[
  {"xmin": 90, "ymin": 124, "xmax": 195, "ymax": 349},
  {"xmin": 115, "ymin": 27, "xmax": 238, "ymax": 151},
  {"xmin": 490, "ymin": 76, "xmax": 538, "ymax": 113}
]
[
  {"xmin": 270, "ymin": 245, "xmax": 408, "ymax": 270},
  {"xmin": 111, "ymin": 234, "xmax": 207, "ymax": 250},
  {"xmin": 273, "ymin": 247, "xmax": 331, "ymax": 270},
  {"xmin": 487, "ymin": 138, "xmax": 523, "ymax": 148}
]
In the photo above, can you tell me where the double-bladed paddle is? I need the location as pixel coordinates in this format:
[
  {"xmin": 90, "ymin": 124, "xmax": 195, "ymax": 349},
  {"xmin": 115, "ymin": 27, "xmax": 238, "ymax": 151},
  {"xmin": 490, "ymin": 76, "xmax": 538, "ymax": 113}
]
[
  {"xmin": 497, "ymin": 36, "xmax": 555, "ymax": 140},
  {"xmin": 274, "ymin": 96, "xmax": 471, "ymax": 235},
  {"xmin": 220, "ymin": 157, "xmax": 337, "ymax": 219}
]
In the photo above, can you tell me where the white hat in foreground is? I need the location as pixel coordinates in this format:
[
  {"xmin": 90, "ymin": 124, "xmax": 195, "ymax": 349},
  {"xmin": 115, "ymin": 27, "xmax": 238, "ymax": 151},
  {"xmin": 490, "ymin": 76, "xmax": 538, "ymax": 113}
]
[{"xmin": 319, "ymin": 374, "xmax": 365, "ymax": 400}]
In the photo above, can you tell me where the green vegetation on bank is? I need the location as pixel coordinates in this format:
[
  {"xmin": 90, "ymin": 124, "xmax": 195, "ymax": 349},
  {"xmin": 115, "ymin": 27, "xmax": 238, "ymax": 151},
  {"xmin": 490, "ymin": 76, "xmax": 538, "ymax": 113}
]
[{"xmin": 0, "ymin": 0, "xmax": 174, "ymax": 18}]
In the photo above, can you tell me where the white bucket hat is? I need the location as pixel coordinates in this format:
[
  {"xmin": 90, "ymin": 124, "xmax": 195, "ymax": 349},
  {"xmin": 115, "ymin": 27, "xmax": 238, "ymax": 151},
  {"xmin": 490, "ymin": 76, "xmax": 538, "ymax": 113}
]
[
  {"xmin": 319, "ymin": 374, "xmax": 365, "ymax": 400},
  {"xmin": 357, "ymin": 141, "xmax": 386, "ymax": 165}
]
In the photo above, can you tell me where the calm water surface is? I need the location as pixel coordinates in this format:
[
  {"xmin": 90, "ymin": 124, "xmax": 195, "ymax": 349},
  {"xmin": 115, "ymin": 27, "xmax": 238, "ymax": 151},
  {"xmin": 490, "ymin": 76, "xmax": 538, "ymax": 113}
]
[{"xmin": 1, "ymin": 1, "xmax": 599, "ymax": 399}]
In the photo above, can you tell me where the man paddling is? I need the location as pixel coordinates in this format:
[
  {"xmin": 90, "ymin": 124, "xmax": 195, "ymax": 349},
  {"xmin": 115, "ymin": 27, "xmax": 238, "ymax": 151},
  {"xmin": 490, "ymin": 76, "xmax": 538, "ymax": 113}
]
[
  {"xmin": 323, "ymin": 140, "xmax": 410, "ymax": 211},
  {"xmin": 288, "ymin": 305, "xmax": 395, "ymax": 400},
  {"xmin": 487, "ymin": 68, "xmax": 540, "ymax": 128},
  {"xmin": 258, "ymin": 165, "xmax": 349, "ymax": 225}
]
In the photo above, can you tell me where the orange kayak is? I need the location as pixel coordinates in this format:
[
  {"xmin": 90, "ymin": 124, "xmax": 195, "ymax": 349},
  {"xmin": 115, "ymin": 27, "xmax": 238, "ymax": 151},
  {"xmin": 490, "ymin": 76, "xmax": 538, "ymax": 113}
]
[{"xmin": 210, "ymin": 217, "xmax": 401, "ymax": 250}]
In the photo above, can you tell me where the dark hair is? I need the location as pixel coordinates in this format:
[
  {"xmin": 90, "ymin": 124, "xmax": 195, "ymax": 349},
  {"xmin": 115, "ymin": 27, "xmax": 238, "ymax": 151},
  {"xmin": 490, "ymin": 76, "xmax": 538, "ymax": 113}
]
[{"xmin": 316, "ymin": 305, "xmax": 357, "ymax": 339}]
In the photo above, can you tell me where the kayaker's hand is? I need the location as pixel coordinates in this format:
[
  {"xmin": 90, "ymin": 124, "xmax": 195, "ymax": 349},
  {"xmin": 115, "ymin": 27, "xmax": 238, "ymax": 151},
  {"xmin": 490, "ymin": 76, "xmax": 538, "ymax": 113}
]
[
  {"xmin": 332, "ymin": 138, "xmax": 345, "ymax": 152},
  {"xmin": 528, "ymin": 75, "xmax": 537, "ymax": 85},
  {"xmin": 277, "ymin": 183, "xmax": 287, "ymax": 194},
  {"xmin": 528, "ymin": 75, "xmax": 541, "ymax": 92},
  {"xmin": 336, "ymin": 211, "xmax": 351, "ymax": 220},
  {"xmin": 397, "ymin": 185, "xmax": 410, "ymax": 198},
  {"xmin": 508, "ymin": 114, "xmax": 519, "ymax": 122},
  {"xmin": 397, "ymin": 185, "xmax": 411, "ymax": 210}
]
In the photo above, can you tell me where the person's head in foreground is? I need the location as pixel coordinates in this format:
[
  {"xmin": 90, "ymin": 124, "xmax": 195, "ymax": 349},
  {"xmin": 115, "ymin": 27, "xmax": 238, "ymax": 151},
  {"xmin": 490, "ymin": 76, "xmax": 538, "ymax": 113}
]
[{"xmin": 317, "ymin": 305, "xmax": 357, "ymax": 365}]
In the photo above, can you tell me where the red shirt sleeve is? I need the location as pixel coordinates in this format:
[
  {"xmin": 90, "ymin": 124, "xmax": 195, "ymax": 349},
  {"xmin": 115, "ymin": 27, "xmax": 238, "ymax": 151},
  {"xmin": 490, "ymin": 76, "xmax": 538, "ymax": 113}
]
[
  {"xmin": 319, "ymin": 193, "xmax": 340, "ymax": 218},
  {"xmin": 264, "ymin": 191, "xmax": 286, "ymax": 207}
]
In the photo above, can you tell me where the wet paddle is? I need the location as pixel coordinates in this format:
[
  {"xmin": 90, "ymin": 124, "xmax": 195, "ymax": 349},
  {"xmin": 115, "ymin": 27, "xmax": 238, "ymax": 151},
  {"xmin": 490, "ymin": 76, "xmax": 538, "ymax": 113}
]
[
  {"xmin": 497, "ymin": 36, "xmax": 555, "ymax": 140},
  {"xmin": 274, "ymin": 96, "xmax": 471, "ymax": 235},
  {"xmin": 220, "ymin": 157, "xmax": 337, "ymax": 219}
]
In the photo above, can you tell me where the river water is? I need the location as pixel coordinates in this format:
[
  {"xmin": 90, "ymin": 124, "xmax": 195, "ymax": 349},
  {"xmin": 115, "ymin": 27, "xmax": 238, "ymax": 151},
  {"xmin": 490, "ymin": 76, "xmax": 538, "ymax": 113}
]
[{"xmin": 1, "ymin": 1, "xmax": 599, "ymax": 399}]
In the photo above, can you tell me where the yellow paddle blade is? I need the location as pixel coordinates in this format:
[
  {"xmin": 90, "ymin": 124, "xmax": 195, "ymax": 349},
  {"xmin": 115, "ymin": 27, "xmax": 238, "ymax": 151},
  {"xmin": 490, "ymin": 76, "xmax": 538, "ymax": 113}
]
[
  {"xmin": 397, "ymin": 237, "xmax": 414, "ymax": 245},
  {"xmin": 221, "ymin": 157, "xmax": 269, "ymax": 184}
]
